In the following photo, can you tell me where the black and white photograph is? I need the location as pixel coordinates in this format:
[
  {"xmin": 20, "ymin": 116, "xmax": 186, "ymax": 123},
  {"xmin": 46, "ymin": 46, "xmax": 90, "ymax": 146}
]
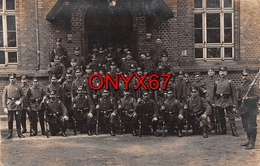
[{"xmin": 0, "ymin": 0, "xmax": 260, "ymax": 165}]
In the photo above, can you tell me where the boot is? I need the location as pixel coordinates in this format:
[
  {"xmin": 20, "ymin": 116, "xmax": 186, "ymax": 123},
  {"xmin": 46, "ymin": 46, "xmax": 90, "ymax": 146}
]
[
  {"xmin": 21, "ymin": 128, "xmax": 27, "ymax": 133},
  {"xmin": 62, "ymin": 132, "xmax": 67, "ymax": 137},
  {"xmin": 40, "ymin": 121, "xmax": 46, "ymax": 135},
  {"xmin": 178, "ymin": 129, "xmax": 183, "ymax": 137},
  {"xmin": 153, "ymin": 125, "xmax": 159, "ymax": 137},
  {"xmin": 202, "ymin": 127, "xmax": 208, "ymax": 138},
  {"xmin": 6, "ymin": 130, "xmax": 12, "ymax": 139},
  {"xmin": 132, "ymin": 128, "xmax": 137, "ymax": 136},
  {"xmin": 87, "ymin": 123, "xmax": 92, "ymax": 136},
  {"xmin": 110, "ymin": 125, "xmax": 115, "ymax": 136},
  {"xmin": 230, "ymin": 124, "xmax": 239, "ymax": 137},
  {"xmin": 245, "ymin": 131, "xmax": 257, "ymax": 150},
  {"xmin": 17, "ymin": 130, "xmax": 25, "ymax": 138},
  {"xmin": 241, "ymin": 132, "xmax": 250, "ymax": 146},
  {"xmin": 87, "ymin": 130, "xmax": 93, "ymax": 136}
]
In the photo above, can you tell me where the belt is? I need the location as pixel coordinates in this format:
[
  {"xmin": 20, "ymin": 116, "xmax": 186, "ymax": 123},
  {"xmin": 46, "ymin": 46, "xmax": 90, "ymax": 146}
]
[
  {"xmin": 7, "ymin": 98, "xmax": 19, "ymax": 100},
  {"xmin": 216, "ymin": 94, "xmax": 230, "ymax": 98}
]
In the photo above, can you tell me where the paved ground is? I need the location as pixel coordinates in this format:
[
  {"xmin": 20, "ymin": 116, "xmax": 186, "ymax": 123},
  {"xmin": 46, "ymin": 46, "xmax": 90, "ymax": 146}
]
[{"xmin": 0, "ymin": 116, "xmax": 259, "ymax": 166}]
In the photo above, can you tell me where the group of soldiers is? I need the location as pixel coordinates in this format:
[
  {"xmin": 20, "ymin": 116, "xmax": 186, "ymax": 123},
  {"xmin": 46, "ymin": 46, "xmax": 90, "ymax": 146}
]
[{"xmin": 2, "ymin": 37, "xmax": 258, "ymax": 150}]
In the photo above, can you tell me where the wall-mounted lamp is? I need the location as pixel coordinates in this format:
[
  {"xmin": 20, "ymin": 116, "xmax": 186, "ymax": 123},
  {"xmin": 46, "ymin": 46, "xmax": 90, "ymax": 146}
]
[
  {"xmin": 67, "ymin": 34, "xmax": 72, "ymax": 43},
  {"xmin": 146, "ymin": 33, "xmax": 152, "ymax": 40}
]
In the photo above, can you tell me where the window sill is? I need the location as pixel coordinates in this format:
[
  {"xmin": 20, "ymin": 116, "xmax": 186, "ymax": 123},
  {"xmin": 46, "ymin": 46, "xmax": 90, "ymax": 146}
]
[{"xmin": 0, "ymin": 69, "xmax": 48, "ymax": 78}]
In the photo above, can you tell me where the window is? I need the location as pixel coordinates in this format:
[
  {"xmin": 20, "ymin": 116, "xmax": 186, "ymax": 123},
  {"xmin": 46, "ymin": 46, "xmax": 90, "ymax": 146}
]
[
  {"xmin": 194, "ymin": 0, "xmax": 233, "ymax": 61},
  {"xmin": 0, "ymin": 0, "xmax": 17, "ymax": 65}
]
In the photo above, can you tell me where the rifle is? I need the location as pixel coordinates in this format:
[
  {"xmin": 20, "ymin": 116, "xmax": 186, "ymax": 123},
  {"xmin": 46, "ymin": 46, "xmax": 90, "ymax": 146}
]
[
  {"xmin": 184, "ymin": 101, "xmax": 189, "ymax": 136},
  {"xmin": 241, "ymin": 69, "xmax": 260, "ymax": 107},
  {"xmin": 96, "ymin": 108, "xmax": 99, "ymax": 135},
  {"xmin": 45, "ymin": 109, "xmax": 50, "ymax": 138},
  {"xmin": 118, "ymin": 100, "xmax": 123, "ymax": 135},
  {"xmin": 161, "ymin": 102, "xmax": 166, "ymax": 137},
  {"xmin": 73, "ymin": 108, "xmax": 77, "ymax": 135},
  {"xmin": 213, "ymin": 106, "xmax": 220, "ymax": 134}
]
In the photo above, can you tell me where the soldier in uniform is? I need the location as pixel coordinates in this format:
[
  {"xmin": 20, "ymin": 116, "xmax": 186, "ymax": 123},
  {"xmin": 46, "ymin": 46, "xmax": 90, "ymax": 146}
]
[
  {"xmin": 96, "ymin": 89, "xmax": 118, "ymax": 136},
  {"xmin": 40, "ymin": 90, "xmax": 69, "ymax": 137},
  {"xmin": 204, "ymin": 68, "xmax": 218, "ymax": 130},
  {"xmin": 70, "ymin": 67, "xmax": 88, "ymax": 102},
  {"xmin": 71, "ymin": 47, "xmax": 85, "ymax": 69},
  {"xmin": 192, "ymin": 72, "xmax": 206, "ymax": 97},
  {"xmin": 237, "ymin": 69, "xmax": 258, "ymax": 149},
  {"xmin": 141, "ymin": 53, "xmax": 156, "ymax": 74},
  {"xmin": 67, "ymin": 58, "xmax": 78, "ymax": 79},
  {"xmin": 175, "ymin": 70, "xmax": 184, "ymax": 102},
  {"xmin": 50, "ymin": 38, "xmax": 69, "ymax": 68},
  {"xmin": 62, "ymin": 69, "xmax": 74, "ymax": 128},
  {"xmin": 136, "ymin": 91, "xmax": 159, "ymax": 136},
  {"xmin": 2, "ymin": 73, "xmax": 25, "ymax": 139},
  {"xmin": 156, "ymin": 54, "xmax": 171, "ymax": 75},
  {"xmin": 212, "ymin": 67, "xmax": 239, "ymax": 137},
  {"xmin": 179, "ymin": 87, "xmax": 212, "ymax": 138},
  {"xmin": 46, "ymin": 55, "xmax": 66, "ymax": 84},
  {"xmin": 27, "ymin": 77, "xmax": 46, "ymax": 136},
  {"xmin": 118, "ymin": 89, "xmax": 138, "ymax": 136},
  {"xmin": 150, "ymin": 36, "xmax": 167, "ymax": 66},
  {"xmin": 72, "ymin": 86, "xmax": 95, "ymax": 135},
  {"xmin": 121, "ymin": 52, "xmax": 138, "ymax": 73},
  {"xmin": 20, "ymin": 74, "xmax": 30, "ymax": 133},
  {"xmin": 161, "ymin": 90, "xmax": 184, "ymax": 137},
  {"xmin": 46, "ymin": 74, "xmax": 65, "ymax": 102},
  {"xmin": 181, "ymin": 72, "xmax": 192, "ymax": 104},
  {"xmin": 88, "ymin": 54, "xmax": 101, "ymax": 73}
]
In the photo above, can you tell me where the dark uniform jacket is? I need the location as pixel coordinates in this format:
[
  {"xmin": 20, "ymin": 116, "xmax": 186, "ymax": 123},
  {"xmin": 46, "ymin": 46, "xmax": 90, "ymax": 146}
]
[
  {"xmin": 44, "ymin": 99, "xmax": 68, "ymax": 116},
  {"xmin": 62, "ymin": 79, "xmax": 73, "ymax": 99},
  {"xmin": 98, "ymin": 96, "xmax": 118, "ymax": 114},
  {"xmin": 187, "ymin": 96, "xmax": 211, "ymax": 116},
  {"xmin": 119, "ymin": 96, "xmax": 137, "ymax": 112},
  {"xmin": 156, "ymin": 62, "xmax": 171, "ymax": 74},
  {"xmin": 237, "ymin": 79, "xmax": 259, "ymax": 115},
  {"xmin": 192, "ymin": 80, "xmax": 206, "ymax": 97},
  {"xmin": 27, "ymin": 86, "xmax": 45, "ymax": 111},
  {"xmin": 73, "ymin": 94, "xmax": 95, "ymax": 114},
  {"xmin": 150, "ymin": 44, "xmax": 167, "ymax": 62},
  {"xmin": 163, "ymin": 98, "xmax": 184, "ymax": 115},
  {"xmin": 204, "ymin": 75, "xmax": 218, "ymax": 104},
  {"xmin": 46, "ymin": 83, "xmax": 65, "ymax": 102},
  {"xmin": 47, "ymin": 62, "xmax": 66, "ymax": 80},
  {"xmin": 182, "ymin": 81, "xmax": 192, "ymax": 101},
  {"xmin": 136, "ymin": 98, "xmax": 159, "ymax": 118},
  {"xmin": 2, "ymin": 84, "xmax": 24, "ymax": 111},
  {"xmin": 141, "ymin": 59, "xmax": 156, "ymax": 73},
  {"xmin": 213, "ymin": 78, "xmax": 237, "ymax": 108},
  {"xmin": 71, "ymin": 55, "xmax": 85, "ymax": 69},
  {"xmin": 70, "ymin": 77, "xmax": 88, "ymax": 98},
  {"xmin": 20, "ymin": 83, "xmax": 30, "ymax": 109},
  {"xmin": 175, "ymin": 79, "xmax": 184, "ymax": 101},
  {"xmin": 50, "ymin": 47, "xmax": 69, "ymax": 68}
]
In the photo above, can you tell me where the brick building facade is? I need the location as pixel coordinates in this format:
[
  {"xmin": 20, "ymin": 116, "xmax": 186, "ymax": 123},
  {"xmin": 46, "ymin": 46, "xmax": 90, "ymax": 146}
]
[{"xmin": 0, "ymin": 0, "xmax": 259, "ymax": 109}]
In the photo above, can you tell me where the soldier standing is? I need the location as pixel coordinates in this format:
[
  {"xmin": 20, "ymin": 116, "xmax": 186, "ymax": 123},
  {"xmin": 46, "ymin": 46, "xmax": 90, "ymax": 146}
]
[
  {"xmin": 181, "ymin": 72, "xmax": 192, "ymax": 104},
  {"xmin": 71, "ymin": 47, "xmax": 85, "ymax": 69},
  {"xmin": 204, "ymin": 68, "xmax": 218, "ymax": 130},
  {"xmin": 96, "ymin": 89, "xmax": 118, "ymax": 136},
  {"xmin": 156, "ymin": 54, "xmax": 171, "ymax": 75},
  {"xmin": 20, "ymin": 74, "xmax": 30, "ymax": 133},
  {"xmin": 40, "ymin": 90, "xmax": 69, "ymax": 137},
  {"xmin": 237, "ymin": 69, "xmax": 259, "ymax": 149},
  {"xmin": 2, "ymin": 73, "xmax": 25, "ymax": 139},
  {"xmin": 70, "ymin": 68, "xmax": 88, "ymax": 101},
  {"xmin": 46, "ymin": 74, "xmax": 65, "ymax": 102},
  {"xmin": 72, "ymin": 86, "xmax": 95, "ymax": 135},
  {"xmin": 212, "ymin": 67, "xmax": 239, "ymax": 137},
  {"xmin": 50, "ymin": 38, "xmax": 69, "ymax": 68},
  {"xmin": 27, "ymin": 77, "xmax": 46, "ymax": 136},
  {"xmin": 175, "ymin": 70, "xmax": 184, "ymax": 102},
  {"xmin": 141, "ymin": 53, "xmax": 156, "ymax": 74},
  {"xmin": 150, "ymin": 36, "xmax": 167, "ymax": 66},
  {"xmin": 192, "ymin": 72, "xmax": 206, "ymax": 97}
]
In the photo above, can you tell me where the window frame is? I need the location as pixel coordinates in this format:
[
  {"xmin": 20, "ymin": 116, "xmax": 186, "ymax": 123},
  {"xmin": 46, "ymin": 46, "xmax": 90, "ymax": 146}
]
[
  {"xmin": 194, "ymin": 0, "xmax": 234, "ymax": 61},
  {"xmin": 0, "ymin": 0, "xmax": 17, "ymax": 66}
]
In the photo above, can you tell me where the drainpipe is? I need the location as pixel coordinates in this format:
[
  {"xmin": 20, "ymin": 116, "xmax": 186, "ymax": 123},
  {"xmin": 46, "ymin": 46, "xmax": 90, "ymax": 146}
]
[{"xmin": 35, "ymin": 0, "xmax": 40, "ymax": 70}]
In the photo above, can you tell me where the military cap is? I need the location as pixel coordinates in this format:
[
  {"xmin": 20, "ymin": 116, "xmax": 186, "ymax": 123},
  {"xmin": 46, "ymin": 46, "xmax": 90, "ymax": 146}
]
[
  {"xmin": 178, "ymin": 70, "xmax": 184, "ymax": 75},
  {"xmin": 156, "ymin": 36, "xmax": 162, "ymax": 40},
  {"xmin": 126, "ymin": 51, "xmax": 132, "ymax": 55},
  {"xmin": 167, "ymin": 90, "xmax": 173, "ymax": 94},
  {"xmin": 242, "ymin": 69, "xmax": 249, "ymax": 76},
  {"xmin": 56, "ymin": 38, "xmax": 62, "ymax": 43},
  {"xmin": 130, "ymin": 64, "xmax": 136, "ymax": 69},
  {"xmin": 208, "ymin": 68, "xmax": 215, "ymax": 72},
  {"xmin": 161, "ymin": 53, "xmax": 168, "ymax": 57},
  {"xmin": 219, "ymin": 66, "xmax": 227, "ymax": 71},
  {"xmin": 85, "ymin": 65, "xmax": 91, "ymax": 69},
  {"xmin": 146, "ymin": 53, "xmax": 151, "ymax": 57},
  {"xmin": 75, "ymin": 67, "xmax": 82, "ymax": 73},
  {"xmin": 137, "ymin": 67, "xmax": 142, "ymax": 71},
  {"xmin": 54, "ymin": 55, "xmax": 61, "ymax": 61},
  {"xmin": 103, "ymin": 89, "xmax": 109, "ymax": 93},
  {"xmin": 106, "ymin": 53, "xmax": 112, "ymax": 58},
  {"xmin": 143, "ymin": 91, "xmax": 151, "ymax": 95},
  {"xmin": 51, "ymin": 74, "xmax": 57, "ymax": 79},
  {"xmin": 32, "ymin": 77, "xmax": 38, "ymax": 81},
  {"xmin": 110, "ymin": 61, "xmax": 116, "ymax": 66},
  {"xmin": 66, "ymin": 68, "xmax": 72, "ymax": 74},
  {"xmin": 92, "ymin": 48, "xmax": 98, "ymax": 52},
  {"xmin": 91, "ymin": 54, "xmax": 97, "ymax": 59},
  {"xmin": 74, "ymin": 47, "xmax": 80, "ymax": 51},
  {"xmin": 20, "ymin": 74, "xmax": 28, "ymax": 80},
  {"xmin": 190, "ymin": 86, "xmax": 198, "ymax": 92},
  {"xmin": 77, "ymin": 86, "xmax": 84, "ymax": 91},
  {"xmin": 8, "ymin": 73, "xmax": 16, "ymax": 78},
  {"xmin": 184, "ymin": 72, "xmax": 189, "ymax": 77},
  {"xmin": 70, "ymin": 58, "xmax": 76, "ymax": 62},
  {"xmin": 193, "ymin": 72, "xmax": 200, "ymax": 76},
  {"xmin": 50, "ymin": 90, "xmax": 57, "ymax": 95}
]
